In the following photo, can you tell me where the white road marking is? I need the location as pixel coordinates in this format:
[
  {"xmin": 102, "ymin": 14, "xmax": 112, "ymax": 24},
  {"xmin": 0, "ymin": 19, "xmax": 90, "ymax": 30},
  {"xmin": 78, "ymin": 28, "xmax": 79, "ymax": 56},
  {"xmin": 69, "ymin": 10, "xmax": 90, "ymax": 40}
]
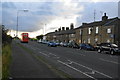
[
  {"xmin": 109, "ymin": 55, "xmax": 118, "ymax": 58},
  {"xmin": 56, "ymin": 57, "xmax": 60, "ymax": 59},
  {"xmin": 67, "ymin": 51, "xmax": 86, "ymax": 56},
  {"xmin": 32, "ymin": 48, "xmax": 37, "ymax": 50},
  {"xmin": 52, "ymin": 56, "xmax": 60, "ymax": 59},
  {"xmin": 57, "ymin": 60, "xmax": 97, "ymax": 80},
  {"xmin": 84, "ymin": 71, "xmax": 95, "ymax": 74},
  {"xmin": 39, "ymin": 52, "xmax": 49, "ymax": 57},
  {"xmin": 9, "ymin": 77, "xmax": 13, "ymax": 79},
  {"xmin": 67, "ymin": 60, "xmax": 73, "ymax": 64},
  {"xmin": 99, "ymin": 58, "xmax": 119, "ymax": 64},
  {"xmin": 49, "ymin": 53, "xmax": 57, "ymax": 56},
  {"xmin": 79, "ymin": 53, "xmax": 86, "ymax": 56},
  {"xmin": 68, "ymin": 60, "xmax": 112, "ymax": 79}
]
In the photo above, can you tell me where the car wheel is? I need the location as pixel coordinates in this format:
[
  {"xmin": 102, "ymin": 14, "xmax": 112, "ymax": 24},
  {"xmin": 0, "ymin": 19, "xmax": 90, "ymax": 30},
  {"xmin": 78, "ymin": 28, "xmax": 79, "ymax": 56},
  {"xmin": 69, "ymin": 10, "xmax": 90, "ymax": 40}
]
[
  {"xmin": 98, "ymin": 49, "xmax": 101, "ymax": 53},
  {"xmin": 110, "ymin": 50, "xmax": 114, "ymax": 55}
]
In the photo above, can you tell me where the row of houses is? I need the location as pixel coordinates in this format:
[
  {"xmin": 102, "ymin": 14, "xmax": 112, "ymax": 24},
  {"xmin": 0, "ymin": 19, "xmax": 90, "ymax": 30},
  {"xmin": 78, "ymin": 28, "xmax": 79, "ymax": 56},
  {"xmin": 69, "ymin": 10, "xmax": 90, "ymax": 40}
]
[{"xmin": 45, "ymin": 13, "xmax": 120, "ymax": 47}]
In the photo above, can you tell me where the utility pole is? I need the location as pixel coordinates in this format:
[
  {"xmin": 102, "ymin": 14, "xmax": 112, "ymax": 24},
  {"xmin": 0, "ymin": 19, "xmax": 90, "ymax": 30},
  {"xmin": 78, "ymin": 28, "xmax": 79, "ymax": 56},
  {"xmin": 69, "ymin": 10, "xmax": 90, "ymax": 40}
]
[
  {"xmin": 44, "ymin": 24, "xmax": 46, "ymax": 35},
  {"xmin": 94, "ymin": 9, "xmax": 96, "ymax": 22}
]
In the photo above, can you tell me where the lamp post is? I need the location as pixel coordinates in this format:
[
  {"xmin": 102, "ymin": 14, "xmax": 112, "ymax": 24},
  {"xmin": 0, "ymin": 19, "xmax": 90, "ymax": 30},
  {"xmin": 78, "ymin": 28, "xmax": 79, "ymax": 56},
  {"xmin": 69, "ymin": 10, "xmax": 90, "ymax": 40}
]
[
  {"xmin": 16, "ymin": 9, "xmax": 28, "ymax": 38},
  {"xmin": 40, "ymin": 23, "xmax": 46, "ymax": 35},
  {"xmin": 44, "ymin": 24, "xmax": 46, "ymax": 35}
]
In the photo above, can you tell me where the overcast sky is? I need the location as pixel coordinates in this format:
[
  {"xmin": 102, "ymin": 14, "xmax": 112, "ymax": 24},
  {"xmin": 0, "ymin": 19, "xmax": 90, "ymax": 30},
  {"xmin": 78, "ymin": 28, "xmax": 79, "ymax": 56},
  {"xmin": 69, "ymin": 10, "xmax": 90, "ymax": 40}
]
[{"xmin": 1, "ymin": 0, "xmax": 119, "ymax": 38}]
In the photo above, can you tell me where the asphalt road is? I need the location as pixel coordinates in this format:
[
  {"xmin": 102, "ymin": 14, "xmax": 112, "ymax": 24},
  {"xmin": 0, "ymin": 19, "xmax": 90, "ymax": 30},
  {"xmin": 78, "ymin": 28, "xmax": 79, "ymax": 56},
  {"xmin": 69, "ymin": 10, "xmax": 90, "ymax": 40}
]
[
  {"xmin": 10, "ymin": 40, "xmax": 62, "ymax": 79},
  {"xmin": 11, "ymin": 40, "xmax": 120, "ymax": 80}
]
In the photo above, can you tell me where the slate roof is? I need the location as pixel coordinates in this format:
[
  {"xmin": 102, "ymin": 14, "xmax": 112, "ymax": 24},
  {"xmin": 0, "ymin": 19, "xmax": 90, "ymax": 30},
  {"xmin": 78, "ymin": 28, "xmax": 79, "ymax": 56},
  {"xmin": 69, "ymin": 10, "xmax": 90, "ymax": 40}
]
[
  {"xmin": 79, "ymin": 17, "xmax": 119, "ymax": 28},
  {"xmin": 46, "ymin": 29, "xmax": 76, "ymax": 36},
  {"xmin": 46, "ymin": 17, "xmax": 120, "ymax": 36}
]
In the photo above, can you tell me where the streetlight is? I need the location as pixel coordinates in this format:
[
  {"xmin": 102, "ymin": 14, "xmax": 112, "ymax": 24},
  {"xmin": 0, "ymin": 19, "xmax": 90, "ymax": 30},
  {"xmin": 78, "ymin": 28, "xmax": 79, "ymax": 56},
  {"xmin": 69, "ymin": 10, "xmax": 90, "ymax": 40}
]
[
  {"xmin": 40, "ymin": 23, "xmax": 46, "ymax": 35},
  {"xmin": 16, "ymin": 9, "xmax": 29, "ymax": 38},
  {"xmin": 44, "ymin": 24, "xmax": 46, "ymax": 35}
]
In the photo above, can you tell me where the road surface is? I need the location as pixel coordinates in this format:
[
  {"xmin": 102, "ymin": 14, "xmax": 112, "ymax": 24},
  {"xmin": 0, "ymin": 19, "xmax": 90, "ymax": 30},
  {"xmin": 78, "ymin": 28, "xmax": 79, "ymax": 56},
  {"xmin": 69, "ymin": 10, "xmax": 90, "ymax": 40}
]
[
  {"xmin": 10, "ymin": 40, "xmax": 66, "ymax": 79},
  {"xmin": 10, "ymin": 40, "xmax": 120, "ymax": 80}
]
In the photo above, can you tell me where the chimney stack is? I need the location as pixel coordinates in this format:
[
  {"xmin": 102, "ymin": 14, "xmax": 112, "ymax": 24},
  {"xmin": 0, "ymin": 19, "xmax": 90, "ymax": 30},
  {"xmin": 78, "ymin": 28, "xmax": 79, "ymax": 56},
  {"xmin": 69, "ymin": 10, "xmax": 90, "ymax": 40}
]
[
  {"xmin": 62, "ymin": 27, "xmax": 65, "ymax": 31},
  {"xmin": 70, "ymin": 23, "xmax": 74, "ymax": 29},
  {"xmin": 82, "ymin": 23, "xmax": 87, "ymax": 25},
  {"xmin": 102, "ymin": 13, "xmax": 108, "ymax": 21},
  {"xmin": 58, "ymin": 27, "xmax": 61, "ymax": 31},
  {"xmin": 55, "ymin": 30, "xmax": 57, "ymax": 32},
  {"xmin": 66, "ymin": 27, "xmax": 69, "ymax": 30}
]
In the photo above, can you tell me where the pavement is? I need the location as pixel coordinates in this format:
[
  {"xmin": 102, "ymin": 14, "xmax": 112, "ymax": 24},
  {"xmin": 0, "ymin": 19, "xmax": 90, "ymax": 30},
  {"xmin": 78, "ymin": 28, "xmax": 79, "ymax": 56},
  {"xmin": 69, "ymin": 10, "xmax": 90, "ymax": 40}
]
[{"xmin": 10, "ymin": 40, "xmax": 62, "ymax": 79}]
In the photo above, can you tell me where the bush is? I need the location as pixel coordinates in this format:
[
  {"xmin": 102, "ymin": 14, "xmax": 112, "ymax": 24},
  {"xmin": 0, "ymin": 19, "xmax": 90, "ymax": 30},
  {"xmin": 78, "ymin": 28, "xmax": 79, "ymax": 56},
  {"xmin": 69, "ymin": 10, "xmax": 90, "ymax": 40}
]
[
  {"xmin": 1, "ymin": 25, "xmax": 12, "ymax": 79},
  {"xmin": 2, "ymin": 44, "xmax": 11, "ymax": 79},
  {"xmin": 2, "ymin": 25, "xmax": 12, "ymax": 45}
]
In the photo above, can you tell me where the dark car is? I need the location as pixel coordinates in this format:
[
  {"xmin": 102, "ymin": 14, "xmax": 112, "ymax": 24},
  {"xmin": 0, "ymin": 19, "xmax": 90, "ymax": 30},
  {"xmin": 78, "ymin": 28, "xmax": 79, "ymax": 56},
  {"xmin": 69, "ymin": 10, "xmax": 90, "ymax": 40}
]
[
  {"xmin": 97, "ymin": 43, "xmax": 120, "ymax": 54},
  {"xmin": 79, "ymin": 43, "xmax": 95, "ymax": 50},
  {"xmin": 68, "ymin": 42, "xmax": 79, "ymax": 49},
  {"xmin": 55, "ymin": 42, "xmax": 60, "ymax": 46},
  {"xmin": 48, "ymin": 42, "xmax": 57, "ymax": 47}
]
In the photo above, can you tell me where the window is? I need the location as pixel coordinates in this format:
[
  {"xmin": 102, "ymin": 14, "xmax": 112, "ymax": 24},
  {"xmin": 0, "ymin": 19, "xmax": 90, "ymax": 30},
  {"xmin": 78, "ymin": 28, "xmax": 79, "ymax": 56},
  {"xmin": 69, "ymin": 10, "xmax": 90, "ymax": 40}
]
[
  {"xmin": 83, "ymin": 40, "xmax": 86, "ymax": 43},
  {"xmin": 80, "ymin": 29, "xmax": 82, "ymax": 35},
  {"xmin": 53, "ymin": 36, "xmax": 56, "ymax": 38},
  {"xmin": 96, "ymin": 27, "xmax": 98, "ymax": 34},
  {"xmin": 107, "ymin": 39, "xmax": 110, "ymax": 43},
  {"xmin": 88, "ymin": 28, "xmax": 92, "ymax": 34},
  {"xmin": 88, "ymin": 38, "xmax": 90, "ymax": 43},
  {"xmin": 107, "ymin": 28, "xmax": 111, "ymax": 33},
  {"xmin": 95, "ymin": 38, "xmax": 98, "ymax": 42},
  {"xmin": 70, "ymin": 34, "xmax": 75, "ymax": 37}
]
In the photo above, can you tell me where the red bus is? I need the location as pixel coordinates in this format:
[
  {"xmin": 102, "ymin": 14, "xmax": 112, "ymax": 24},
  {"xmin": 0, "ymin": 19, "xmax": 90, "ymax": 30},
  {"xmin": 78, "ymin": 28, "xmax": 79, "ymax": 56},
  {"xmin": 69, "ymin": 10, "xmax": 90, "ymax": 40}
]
[{"xmin": 21, "ymin": 33, "xmax": 29, "ymax": 43}]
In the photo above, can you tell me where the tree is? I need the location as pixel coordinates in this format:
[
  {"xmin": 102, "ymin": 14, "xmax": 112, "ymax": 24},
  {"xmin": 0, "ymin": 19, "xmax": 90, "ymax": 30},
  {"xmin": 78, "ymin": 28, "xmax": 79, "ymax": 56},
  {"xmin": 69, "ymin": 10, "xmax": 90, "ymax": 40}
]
[
  {"xmin": 1, "ymin": 25, "xmax": 12, "ymax": 45},
  {"xmin": 36, "ymin": 35, "xmax": 43, "ymax": 40}
]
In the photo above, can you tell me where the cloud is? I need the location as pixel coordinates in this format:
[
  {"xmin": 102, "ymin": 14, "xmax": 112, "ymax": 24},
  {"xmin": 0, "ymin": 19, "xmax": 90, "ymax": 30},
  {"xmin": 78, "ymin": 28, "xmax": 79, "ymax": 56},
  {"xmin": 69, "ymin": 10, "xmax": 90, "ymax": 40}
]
[
  {"xmin": 76, "ymin": 2, "xmax": 118, "ymax": 27},
  {"xmin": 118, "ymin": 1, "xmax": 120, "ymax": 18},
  {"xmin": 2, "ymin": 2, "xmax": 16, "ymax": 9},
  {"xmin": 2, "ymin": 0, "xmax": 120, "ymax": 2},
  {"xmin": 1, "ymin": 1, "xmax": 118, "ymax": 37}
]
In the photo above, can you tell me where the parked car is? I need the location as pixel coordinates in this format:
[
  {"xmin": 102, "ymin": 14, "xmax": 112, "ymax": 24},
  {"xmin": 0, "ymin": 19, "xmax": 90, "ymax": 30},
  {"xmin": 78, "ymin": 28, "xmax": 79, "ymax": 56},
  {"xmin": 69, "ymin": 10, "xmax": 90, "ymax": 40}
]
[
  {"xmin": 55, "ymin": 42, "xmax": 60, "ymax": 46},
  {"xmin": 79, "ymin": 43, "xmax": 95, "ymax": 51},
  {"xmin": 37, "ymin": 39, "xmax": 42, "ymax": 43},
  {"xmin": 97, "ymin": 43, "xmax": 120, "ymax": 54},
  {"xmin": 63, "ymin": 42, "xmax": 68, "ymax": 47},
  {"xmin": 68, "ymin": 42, "xmax": 79, "ymax": 48},
  {"xmin": 42, "ymin": 40, "xmax": 48, "ymax": 44},
  {"xmin": 53, "ymin": 41, "xmax": 60, "ymax": 46},
  {"xmin": 60, "ymin": 42, "xmax": 64, "ymax": 46},
  {"xmin": 48, "ymin": 42, "xmax": 57, "ymax": 47}
]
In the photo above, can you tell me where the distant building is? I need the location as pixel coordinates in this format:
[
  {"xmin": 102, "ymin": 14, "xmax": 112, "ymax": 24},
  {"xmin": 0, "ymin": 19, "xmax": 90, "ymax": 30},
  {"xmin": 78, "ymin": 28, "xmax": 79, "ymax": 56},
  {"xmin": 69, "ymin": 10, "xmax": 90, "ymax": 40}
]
[{"xmin": 45, "ymin": 24, "xmax": 76, "ymax": 42}]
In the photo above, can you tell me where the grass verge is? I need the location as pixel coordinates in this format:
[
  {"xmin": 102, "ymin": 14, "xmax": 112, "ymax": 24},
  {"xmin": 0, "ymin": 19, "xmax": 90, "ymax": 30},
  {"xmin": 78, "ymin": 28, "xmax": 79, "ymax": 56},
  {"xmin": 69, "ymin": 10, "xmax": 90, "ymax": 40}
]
[
  {"xmin": 2, "ymin": 44, "xmax": 12, "ymax": 80},
  {"xmin": 17, "ymin": 43, "xmax": 73, "ymax": 80},
  {"xmin": 0, "ymin": 54, "xmax": 2, "ymax": 79}
]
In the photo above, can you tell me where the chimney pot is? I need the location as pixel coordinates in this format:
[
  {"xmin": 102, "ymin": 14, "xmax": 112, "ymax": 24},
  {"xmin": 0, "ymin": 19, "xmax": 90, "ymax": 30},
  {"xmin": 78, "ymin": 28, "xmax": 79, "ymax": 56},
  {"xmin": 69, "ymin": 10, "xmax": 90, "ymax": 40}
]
[
  {"xmin": 66, "ymin": 27, "xmax": 69, "ymax": 30},
  {"xmin": 62, "ymin": 27, "xmax": 65, "ymax": 30}
]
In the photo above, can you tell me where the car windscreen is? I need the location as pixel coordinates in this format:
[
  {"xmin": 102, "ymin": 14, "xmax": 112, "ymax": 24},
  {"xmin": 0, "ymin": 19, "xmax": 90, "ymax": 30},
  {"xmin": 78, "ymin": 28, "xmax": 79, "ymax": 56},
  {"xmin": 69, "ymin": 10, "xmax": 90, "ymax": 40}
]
[
  {"xmin": 111, "ymin": 44, "xmax": 118, "ymax": 48},
  {"xmin": 86, "ymin": 44, "xmax": 93, "ymax": 47}
]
